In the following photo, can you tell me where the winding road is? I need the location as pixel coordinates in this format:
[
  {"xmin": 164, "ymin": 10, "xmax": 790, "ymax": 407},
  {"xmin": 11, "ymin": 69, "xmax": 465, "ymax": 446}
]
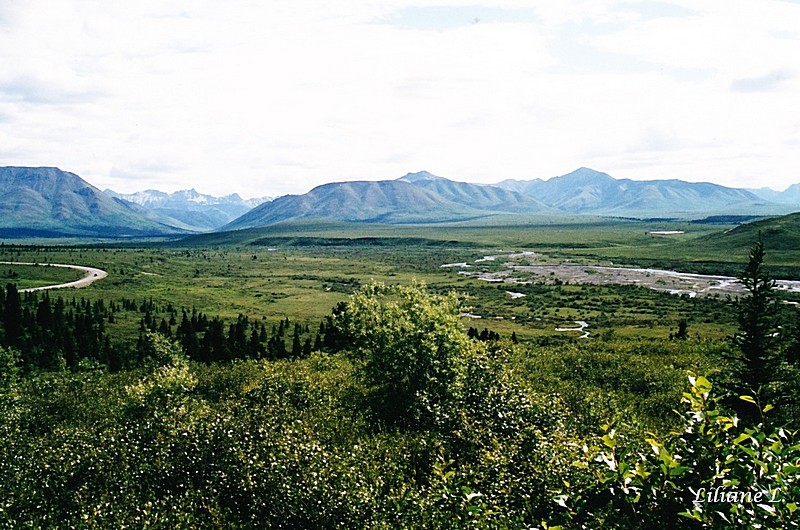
[{"xmin": 0, "ymin": 262, "xmax": 108, "ymax": 292}]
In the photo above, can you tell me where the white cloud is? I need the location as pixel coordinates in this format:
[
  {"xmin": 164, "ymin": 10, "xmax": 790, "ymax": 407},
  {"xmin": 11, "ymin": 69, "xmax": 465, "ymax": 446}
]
[
  {"xmin": 0, "ymin": 0, "xmax": 798, "ymax": 197},
  {"xmin": 731, "ymin": 70, "xmax": 794, "ymax": 92}
]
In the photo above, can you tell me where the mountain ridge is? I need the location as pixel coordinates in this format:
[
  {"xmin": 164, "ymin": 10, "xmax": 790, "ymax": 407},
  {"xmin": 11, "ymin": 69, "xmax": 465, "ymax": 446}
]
[
  {"xmin": 0, "ymin": 166, "xmax": 191, "ymax": 238},
  {"xmin": 224, "ymin": 168, "xmax": 790, "ymax": 231},
  {"xmin": 222, "ymin": 170, "xmax": 565, "ymax": 231},
  {"xmin": 748, "ymin": 183, "xmax": 800, "ymax": 205},
  {"xmin": 492, "ymin": 168, "xmax": 777, "ymax": 217},
  {"xmin": 223, "ymin": 179, "xmax": 494, "ymax": 230},
  {"xmin": 104, "ymin": 188, "xmax": 272, "ymax": 231},
  {"xmin": 2, "ymin": 166, "xmax": 798, "ymax": 237}
]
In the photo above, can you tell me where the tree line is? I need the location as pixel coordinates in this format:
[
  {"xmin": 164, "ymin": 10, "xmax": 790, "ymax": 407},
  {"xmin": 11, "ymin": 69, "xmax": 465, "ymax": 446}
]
[
  {"xmin": 0, "ymin": 285, "xmax": 339, "ymax": 372},
  {"xmin": 3, "ymin": 235, "xmax": 796, "ymax": 420},
  {"xmin": 0, "ymin": 286, "xmax": 446, "ymax": 373}
]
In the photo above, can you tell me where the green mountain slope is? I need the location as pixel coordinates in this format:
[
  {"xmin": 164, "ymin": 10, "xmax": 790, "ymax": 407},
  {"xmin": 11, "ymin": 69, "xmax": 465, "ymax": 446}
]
[
  {"xmin": 698, "ymin": 211, "xmax": 800, "ymax": 252},
  {"xmin": 0, "ymin": 167, "xmax": 191, "ymax": 237},
  {"xmin": 398, "ymin": 171, "xmax": 552, "ymax": 214},
  {"xmin": 498, "ymin": 168, "xmax": 786, "ymax": 217},
  {"xmin": 224, "ymin": 172, "xmax": 558, "ymax": 231},
  {"xmin": 223, "ymin": 178, "xmax": 494, "ymax": 230}
]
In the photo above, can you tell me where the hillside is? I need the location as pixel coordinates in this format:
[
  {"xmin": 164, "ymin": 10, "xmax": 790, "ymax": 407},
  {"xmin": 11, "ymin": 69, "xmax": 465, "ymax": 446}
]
[
  {"xmin": 496, "ymin": 168, "xmax": 781, "ymax": 217},
  {"xmin": 398, "ymin": 171, "xmax": 552, "ymax": 213},
  {"xmin": 698, "ymin": 211, "xmax": 800, "ymax": 252},
  {"xmin": 224, "ymin": 172, "xmax": 557, "ymax": 231},
  {"xmin": 0, "ymin": 167, "xmax": 191, "ymax": 237},
  {"xmin": 223, "ymin": 178, "xmax": 497, "ymax": 230},
  {"xmin": 225, "ymin": 168, "xmax": 790, "ymax": 231}
]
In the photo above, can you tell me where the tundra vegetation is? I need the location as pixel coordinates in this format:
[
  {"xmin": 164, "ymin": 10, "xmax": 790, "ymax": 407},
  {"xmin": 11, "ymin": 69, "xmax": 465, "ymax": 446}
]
[{"xmin": 0, "ymin": 222, "xmax": 799, "ymax": 528}]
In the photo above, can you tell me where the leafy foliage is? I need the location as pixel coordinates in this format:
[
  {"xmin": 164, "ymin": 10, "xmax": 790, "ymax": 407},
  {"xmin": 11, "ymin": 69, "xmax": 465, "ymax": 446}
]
[
  {"xmin": 553, "ymin": 374, "xmax": 800, "ymax": 529},
  {"xmin": 0, "ymin": 345, "xmax": 19, "ymax": 391},
  {"xmin": 336, "ymin": 282, "xmax": 472, "ymax": 429},
  {"xmin": 1, "ymin": 237, "xmax": 798, "ymax": 527}
]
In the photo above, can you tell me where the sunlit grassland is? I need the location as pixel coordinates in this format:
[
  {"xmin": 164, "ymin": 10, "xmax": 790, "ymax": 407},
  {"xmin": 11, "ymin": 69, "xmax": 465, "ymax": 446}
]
[
  {"xmin": 0, "ymin": 219, "xmax": 745, "ymax": 343},
  {"xmin": 182, "ymin": 218, "xmax": 783, "ymax": 267},
  {"xmin": 0, "ymin": 246, "xmax": 458, "ymax": 341},
  {"xmin": 205, "ymin": 217, "xmax": 800, "ymax": 270},
  {"xmin": 182, "ymin": 218, "xmax": 724, "ymax": 249}
]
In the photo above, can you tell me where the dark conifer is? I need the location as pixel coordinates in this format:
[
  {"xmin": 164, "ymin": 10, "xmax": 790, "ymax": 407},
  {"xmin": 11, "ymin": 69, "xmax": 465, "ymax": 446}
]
[{"xmin": 3, "ymin": 284, "xmax": 22, "ymax": 347}]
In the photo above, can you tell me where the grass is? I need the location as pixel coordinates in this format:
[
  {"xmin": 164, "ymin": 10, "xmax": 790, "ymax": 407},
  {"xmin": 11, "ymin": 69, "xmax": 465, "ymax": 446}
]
[
  {"xmin": 0, "ymin": 217, "xmax": 751, "ymax": 344},
  {"xmin": 180, "ymin": 217, "xmax": 727, "ymax": 249},
  {"xmin": 3, "ymin": 217, "xmax": 798, "ymax": 529},
  {"xmin": 0, "ymin": 262, "xmax": 84, "ymax": 290},
  {"xmin": 178, "ymin": 216, "xmax": 800, "ymax": 272}
]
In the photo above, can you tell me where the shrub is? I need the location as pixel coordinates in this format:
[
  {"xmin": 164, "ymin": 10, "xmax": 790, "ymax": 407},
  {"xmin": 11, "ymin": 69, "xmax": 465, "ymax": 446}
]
[
  {"xmin": 336, "ymin": 281, "xmax": 472, "ymax": 430},
  {"xmin": 552, "ymin": 374, "xmax": 800, "ymax": 529}
]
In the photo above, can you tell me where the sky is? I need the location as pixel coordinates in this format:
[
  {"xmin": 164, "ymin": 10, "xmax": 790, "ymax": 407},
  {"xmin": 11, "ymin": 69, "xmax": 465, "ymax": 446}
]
[{"xmin": 1, "ymin": 0, "xmax": 798, "ymax": 199}]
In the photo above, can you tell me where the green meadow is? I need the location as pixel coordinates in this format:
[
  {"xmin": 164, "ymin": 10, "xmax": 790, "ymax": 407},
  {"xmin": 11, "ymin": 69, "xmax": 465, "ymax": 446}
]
[
  {"xmin": 0, "ymin": 219, "xmax": 763, "ymax": 340},
  {"xmin": 0, "ymin": 262, "xmax": 85, "ymax": 290}
]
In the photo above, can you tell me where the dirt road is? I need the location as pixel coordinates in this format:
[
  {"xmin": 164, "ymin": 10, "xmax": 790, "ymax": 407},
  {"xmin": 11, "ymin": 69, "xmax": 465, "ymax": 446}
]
[{"xmin": 0, "ymin": 262, "xmax": 108, "ymax": 292}]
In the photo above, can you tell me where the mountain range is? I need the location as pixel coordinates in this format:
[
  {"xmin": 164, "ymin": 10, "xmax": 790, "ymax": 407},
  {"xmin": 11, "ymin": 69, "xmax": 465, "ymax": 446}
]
[
  {"xmin": 223, "ymin": 171, "xmax": 553, "ymax": 230},
  {"xmin": 0, "ymin": 167, "xmax": 192, "ymax": 237},
  {"xmin": 104, "ymin": 189, "xmax": 271, "ymax": 231},
  {"xmin": 746, "ymin": 184, "xmax": 800, "ymax": 205},
  {"xmin": 1, "ymin": 166, "xmax": 798, "ymax": 237},
  {"xmin": 494, "ymin": 168, "xmax": 773, "ymax": 217},
  {"xmin": 225, "ymin": 168, "xmax": 791, "ymax": 230}
]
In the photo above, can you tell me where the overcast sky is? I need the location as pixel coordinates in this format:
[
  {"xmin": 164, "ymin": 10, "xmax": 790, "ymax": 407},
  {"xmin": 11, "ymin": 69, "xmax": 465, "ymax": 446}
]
[{"xmin": 1, "ymin": 1, "xmax": 798, "ymax": 198}]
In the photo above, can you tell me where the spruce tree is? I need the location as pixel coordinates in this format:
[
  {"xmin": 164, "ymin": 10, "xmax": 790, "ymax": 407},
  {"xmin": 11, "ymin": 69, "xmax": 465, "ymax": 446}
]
[
  {"xmin": 732, "ymin": 234, "xmax": 782, "ymax": 418},
  {"xmin": 3, "ymin": 284, "xmax": 22, "ymax": 347},
  {"xmin": 291, "ymin": 329, "xmax": 302, "ymax": 358}
]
